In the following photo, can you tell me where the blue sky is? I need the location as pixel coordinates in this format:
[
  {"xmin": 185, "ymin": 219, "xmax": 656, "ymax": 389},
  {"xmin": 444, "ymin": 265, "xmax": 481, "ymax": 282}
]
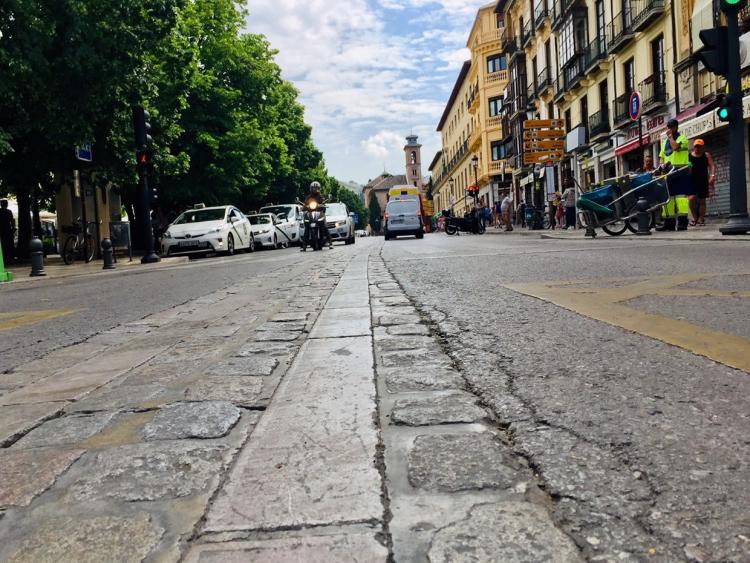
[{"xmin": 244, "ymin": 1, "xmax": 488, "ymax": 185}]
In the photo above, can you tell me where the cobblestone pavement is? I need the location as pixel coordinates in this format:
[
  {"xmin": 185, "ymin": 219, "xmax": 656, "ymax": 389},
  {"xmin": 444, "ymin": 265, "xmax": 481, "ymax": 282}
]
[{"xmin": 2, "ymin": 233, "xmax": 749, "ymax": 562}]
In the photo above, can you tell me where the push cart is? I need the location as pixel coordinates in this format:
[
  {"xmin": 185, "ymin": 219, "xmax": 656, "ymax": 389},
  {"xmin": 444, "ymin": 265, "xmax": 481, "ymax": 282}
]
[{"xmin": 576, "ymin": 166, "xmax": 690, "ymax": 236}]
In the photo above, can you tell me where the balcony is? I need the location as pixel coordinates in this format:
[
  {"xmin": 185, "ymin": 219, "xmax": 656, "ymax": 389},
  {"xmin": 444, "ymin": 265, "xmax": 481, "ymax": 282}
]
[
  {"xmin": 534, "ymin": 2, "xmax": 550, "ymax": 27},
  {"xmin": 553, "ymin": 73, "xmax": 566, "ymax": 103},
  {"xmin": 527, "ymin": 81, "xmax": 537, "ymax": 104},
  {"xmin": 487, "ymin": 115, "xmax": 503, "ymax": 131},
  {"xmin": 607, "ymin": 8, "xmax": 634, "ymax": 54},
  {"xmin": 432, "ymin": 140, "xmax": 470, "ymax": 189},
  {"xmin": 639, "ymin": 71, "xmax": 667, "ymax": 111},
  {"xmin": 632, "ymin": 0, "xmax": 665, "ymax": 32},
  {"xmin": 489, "ymin": 160, "xmax": 509, "ymax": 175},
  {"xmin": 478, "ymin": 27, "xmax": 505, "ymax": 46},
  {"xmin": 613, "ymin": 92, "xmax": 633, "ymax": 128},
  {"xmin": 585, "ymin": 36, "xmax": 607, "ymax": 73},
  {"xmin": 588, "ymin": 108, "xmax": 611, "ymax": 140},
  {"xmin": 485, "ymin": 69, "xmax": 509, "ymax": 86},
  {"xmin": 552, "ymin": 1, "xmax": 563, "ymax": 29},
  {"xmin": 562, "ymin": 53, "xmax": 586, "ymax": 90},
  {"xmin": 510, "ymin": 93, "xmax": 528, "ymax": 119},
  {"xmin": 537, "ymin": 67, "xmax": 552, "ymax": 95},
  {"xmin": 501, "ymin": 115, "xmax": 512, "ymax": 140},
  {"xmin": 521, "ymin": 20, "xmax": 534, "ymax": 49},
  {"xmin": 469, "ymin": 128, "xmax": 482, "ymax": 150}
]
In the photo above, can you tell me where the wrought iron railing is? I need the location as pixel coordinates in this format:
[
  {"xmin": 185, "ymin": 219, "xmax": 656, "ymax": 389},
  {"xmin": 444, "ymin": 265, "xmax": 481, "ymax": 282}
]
[
  {"xmin": 585, "ymin": 36, "xmax": 607, "ymax": 71},
  {"xmin": 607, "ymin": 7, "xmax": 634, "ymax": 52},
  {"xmin": 534, "ymin": 2, "xmax": 549, "ymax": 27},
  {"xmin": 639, "ymin": 71, "xmax": 667, "ymax": 108},
  {"xmin": 521, "ymin": 20, "xmax": 534, "ymax": 48},
  {"xmin": 562, "ymin": 53, "xmax": 586, "ymax": 89},
  {"xmin": 632, "ymin": 0, "xmax": 665, "ymax": 31},
  {"xmin": 537, "ymin": 67, "xmax": 552, "ymax": 92},
  {"xmin": 589, "ymin": 108, "xmax": 611, "ymax": 137},
  {"xmin": 613, "ymin": 92, "xmax": 632, "ymax": 126}
]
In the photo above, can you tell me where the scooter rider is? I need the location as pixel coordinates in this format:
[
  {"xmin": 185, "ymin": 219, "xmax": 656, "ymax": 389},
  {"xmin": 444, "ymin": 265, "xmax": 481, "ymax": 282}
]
[{"xmin": 301, "ymin": 181, "xmax": 333, "ymax": 251}]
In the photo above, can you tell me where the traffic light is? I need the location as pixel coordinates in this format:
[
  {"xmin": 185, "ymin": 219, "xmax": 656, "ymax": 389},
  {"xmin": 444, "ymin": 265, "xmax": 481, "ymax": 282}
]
[
  {"xmin": 132, "ymin": 106, "xmax": 153, "ymax": 150},
  {"xmin": 721, "ymin": 0, "xmax": 747, "ymax": 13},
  {"xmin": 149, "ymin": 185, "xmax": 158, "ymax": 203},
  {"xmin": 716, "ymin": 93, "xmax": 735, "ymax": 122},
  {"xmin": 697, "ymin": 27, "xmax": 728, "ymax": 77}
]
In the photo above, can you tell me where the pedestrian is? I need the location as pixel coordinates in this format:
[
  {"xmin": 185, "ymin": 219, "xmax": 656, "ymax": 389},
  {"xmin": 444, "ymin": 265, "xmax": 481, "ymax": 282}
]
[
  {"xmin": 501, "ymin": 193, "xmax": 513, "ymax": 231},
  {"xmin": 642, "ymin": 152, "xmax": 655, "ymax": 173},
  {"xmin": 494, "ymin": 199, "xmax": 502, "ymax": 228},
  {"xmin": 688, "ymin": 138, "xmax": 715, "ymax": 227},
  {"xmin": 0, "ymin": 199, "xmax": 15, "ymax": 263},
  {"xmin": 516, "ymin": 199, "xmax": 526, "ymax": 228},
  {"xmin": 657, "ymin": 118, "xmax": 690, "ymax": 230},
  {"xmin": 552, "ymin": 191, "xmax": 563, "ymax": 229},
  {"xmin": 561, "ymin": 182, "xmax": 576, "ymax": 229}
]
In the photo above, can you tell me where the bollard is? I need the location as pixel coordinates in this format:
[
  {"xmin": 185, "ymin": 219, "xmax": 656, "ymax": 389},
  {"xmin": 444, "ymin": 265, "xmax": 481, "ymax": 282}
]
[
  {"xmin": 584, "ymin": 221, "xmax": 597, "ymax": 238},
  {"xmin": 101, "ymin": 238, "xmax": 116, "ymax": 270},
  {"xmin": 635, "ymin": 197, "xmax": 652, "ymax": 236},
  {"xmin": 29, "ymin": 237, "xmax": 46, "ymax": 277}
]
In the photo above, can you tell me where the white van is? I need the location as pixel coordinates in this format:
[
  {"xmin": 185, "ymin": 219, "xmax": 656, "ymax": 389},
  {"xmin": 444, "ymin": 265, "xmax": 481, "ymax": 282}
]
[{"xmin": 259, "ymin": 204, "xmax": 304, "ymax": 245}]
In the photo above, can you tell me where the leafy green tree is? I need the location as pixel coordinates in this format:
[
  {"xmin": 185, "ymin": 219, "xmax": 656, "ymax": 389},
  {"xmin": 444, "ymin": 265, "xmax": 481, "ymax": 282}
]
[{"xmin": 368, "ymin": 191, "xmax": 381, "ymax": 233}]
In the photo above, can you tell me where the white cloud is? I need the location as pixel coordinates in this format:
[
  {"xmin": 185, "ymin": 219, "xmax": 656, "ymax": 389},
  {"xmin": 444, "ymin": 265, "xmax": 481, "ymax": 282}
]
[{"xmin": 244, "ymin": 0, "xmax": 488, "ymax": 182}]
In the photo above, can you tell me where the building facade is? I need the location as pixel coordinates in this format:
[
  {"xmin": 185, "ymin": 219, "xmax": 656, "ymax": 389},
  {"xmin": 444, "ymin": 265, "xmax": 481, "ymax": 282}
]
[
  {"xmin": 490, "ymin": 0, "xmax": 750, "ymax": 216},
  {"xmin": 431, "ymin": 3, "xmax": 512, "ymax": 217}
]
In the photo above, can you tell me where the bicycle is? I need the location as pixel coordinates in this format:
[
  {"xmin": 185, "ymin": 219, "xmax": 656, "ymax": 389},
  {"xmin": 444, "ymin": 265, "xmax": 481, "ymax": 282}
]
[{"xmin": 61, "ymin": 220, "xmax": 97, "ymax": 265}]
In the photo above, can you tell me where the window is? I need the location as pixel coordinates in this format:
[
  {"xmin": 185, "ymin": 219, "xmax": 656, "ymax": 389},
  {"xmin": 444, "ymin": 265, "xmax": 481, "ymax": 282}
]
[
  {"xmin": 599, "ymin": 80, "xmax": 608, "ymax": 114},
  {"xmin": 491, "ymin": 141, "xmax": 505, "ymax": 161},
  {"xmin": 487, "ymin": 54, "xmax": 507, "ymax": 73},
  {"xmin": 532, "ymin": 57, "xmax": 538, "ymax": 90},
  {"xmin": 410, "ymin": 151, "xmax": 417, "ymax": 164},
  {"xmin": 596, "ymin": 0, "xmax": 605, "ymax": 45},
  {"xmin": 581, "ymin": 95, "xmax": 588, "ymax": 131},
  {"xmin": 496, "ymin": 13, "xmax": 504, "ymax": 29},
  {"xmin": 623, "ymin": 58, "xmax": 635, "ymax": 93},
  {"xmin": 651, "ymin": 35, "xmax": 664, "ymax": 76},
  {"xmin": 565, "ymin": 109, "xmax": 572, "ymax": 132},
  {"xmin": 488, "ymin": 96, "xmax": 503, "ymax": 117}
]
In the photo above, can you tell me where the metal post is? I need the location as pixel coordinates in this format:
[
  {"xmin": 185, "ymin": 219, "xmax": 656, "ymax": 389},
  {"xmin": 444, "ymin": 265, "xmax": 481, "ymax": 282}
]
[
  {"xmin": 102, "ymin": 238, "xmax": 115, "ymax": 270},
  {"xmin": 636, "ymin": 197, "xmax": 652, "ymax": 235},
  {"xmin": 720, "ymin": 11, "xmax": 750, "ymax": 235},
  {"xmin": 140, "ymin": 169, "xmax": 160, "ymax": 263},
  {"xmin": 29, "ymin": 237, "xmax": 46, "ymax": 277},
  {"xmin": 638, "ymin": 113, "xmax": 645, "ymax": 169}
]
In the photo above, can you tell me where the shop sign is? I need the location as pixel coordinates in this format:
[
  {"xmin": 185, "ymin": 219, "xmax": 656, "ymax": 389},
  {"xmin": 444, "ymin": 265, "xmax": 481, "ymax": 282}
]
[
  {"xmin": 626, "ymin": 115, "xmax": 666, "ymax": 140},
  {"xmin": 679, "ymin": 112, "xmax": 716, "ymax": 139}
]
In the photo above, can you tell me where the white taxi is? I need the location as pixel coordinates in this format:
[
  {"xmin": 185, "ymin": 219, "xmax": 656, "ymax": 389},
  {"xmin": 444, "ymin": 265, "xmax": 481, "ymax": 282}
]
[
  {"xmin": 161, "ymin": 206, "xmax": 254, "ymax": 256},
  {"xmin": 247, "ymin": 213, "xmax": 288, "ymax": 249}
]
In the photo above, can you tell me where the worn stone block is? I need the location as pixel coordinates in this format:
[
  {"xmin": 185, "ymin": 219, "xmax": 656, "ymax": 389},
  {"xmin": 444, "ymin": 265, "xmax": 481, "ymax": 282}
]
[
  {"xmin": 408, "ymin": 433, "xmax": 516, "ymax": 492},
  {"xmin": 69, "ymin": 442, "xmax": 228, "ymax": 502},
  {"xmin": 386, "ymin": 324, "xmax": 431, "ymax": 336},
  {"xmin": 5, "ymin": 513, "xmax": 164, "ymax": 563},
  {"xmin": 209, "ymin": 356, "xmax": 279, "ymax": 377},
  {"xmin": 428, "ymin": 502, "xmax": 583, "ymax": 562},
  {"xmin": 383, "ymin": 367, "xmax": 464, "ymax": 392},
  {"xmin": 183, "ymin": 377, "xmax": 265, "ymax": 408},
  {"xmin": 143, "ymin": 402, "xmax": 241, "ymax": 441},
  {"xmin": 15, "ymin": 412, "xmax": 116, "ymax": 449},
  {"xmin": 391, "ymin": 392, "xmax": 487, "ymax": 426},
  {"xmin": 252, "ymin": 330, "xmax": 300, "ymax": 342},
  {"xmin": 0, "ymin": 449, "xmax": 84, "ymax": 509}
]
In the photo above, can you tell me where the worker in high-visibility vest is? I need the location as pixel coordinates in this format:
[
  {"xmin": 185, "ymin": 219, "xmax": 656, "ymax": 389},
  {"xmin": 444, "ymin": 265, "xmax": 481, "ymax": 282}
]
[{"xmin": 657, "ymin": 118, "xmax": 691, "ymax": 231}]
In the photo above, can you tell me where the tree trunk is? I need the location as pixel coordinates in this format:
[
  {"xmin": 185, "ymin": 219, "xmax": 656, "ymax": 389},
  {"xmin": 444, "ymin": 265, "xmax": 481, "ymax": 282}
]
[{"xmin": 16, "ymin": 186, "xmax": 32, "ymax": 260}]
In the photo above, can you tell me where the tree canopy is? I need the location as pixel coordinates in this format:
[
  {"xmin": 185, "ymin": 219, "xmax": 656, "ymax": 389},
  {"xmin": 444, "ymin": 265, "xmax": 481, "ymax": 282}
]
[{"xmin": 0, "ymin": 0, "xmax": 334, "ymax": 251}]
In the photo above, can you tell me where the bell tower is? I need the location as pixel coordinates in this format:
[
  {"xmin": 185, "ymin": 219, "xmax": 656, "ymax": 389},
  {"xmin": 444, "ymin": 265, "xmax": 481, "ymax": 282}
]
[{"xmin": 404, "ymin": 135, "xmax": 424, "ymax": 190}]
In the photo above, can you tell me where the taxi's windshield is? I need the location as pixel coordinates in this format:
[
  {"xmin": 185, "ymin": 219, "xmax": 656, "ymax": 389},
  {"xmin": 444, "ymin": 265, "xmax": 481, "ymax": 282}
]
[
  {"xmin": 173, "ymin": 209, "xmax": 225, "ymax": 224},
  {"xmin": 261, "ymin": 206, "xmax": 290, "ymax": 220},
  {"xmin": 248, "ymin": 215, "xmax": 272, "ymax": 225}
]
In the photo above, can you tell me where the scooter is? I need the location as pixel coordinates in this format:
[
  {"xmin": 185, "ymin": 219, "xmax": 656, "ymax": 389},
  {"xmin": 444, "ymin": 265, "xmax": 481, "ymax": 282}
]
[
  {"xmin": 444, "ymin": 210, "xmax": 485, "ymax": 235},
  {"xmin": 300, "ymin": 199, "xmax": 328, "ymax": 251}
]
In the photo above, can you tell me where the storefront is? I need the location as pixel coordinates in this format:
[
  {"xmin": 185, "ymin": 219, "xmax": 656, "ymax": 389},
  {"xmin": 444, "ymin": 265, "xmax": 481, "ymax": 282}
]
[{"xmin": 615, "ymin": 113, "xmax": 669, "ymax": 174}]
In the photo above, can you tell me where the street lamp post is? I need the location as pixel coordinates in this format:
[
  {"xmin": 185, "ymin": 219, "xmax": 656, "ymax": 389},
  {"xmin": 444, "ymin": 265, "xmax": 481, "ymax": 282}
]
[
  {"xmin": 471, "ymin": 154, "xmax": 480, "ymax": 210},
  {"xmin": 449, "ymin": 177, "xmax": 455, "ymax": 212}
]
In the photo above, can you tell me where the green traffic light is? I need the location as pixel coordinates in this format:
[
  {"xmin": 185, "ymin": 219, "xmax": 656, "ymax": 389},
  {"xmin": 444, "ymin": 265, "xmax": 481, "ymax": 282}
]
[
  {"xmin": 724, "ymin": 0, "xmax": 740, "ymax": 4},
  {"xmin": 718, "ymin": 106, "xmax": 730, "ymax": 121}
]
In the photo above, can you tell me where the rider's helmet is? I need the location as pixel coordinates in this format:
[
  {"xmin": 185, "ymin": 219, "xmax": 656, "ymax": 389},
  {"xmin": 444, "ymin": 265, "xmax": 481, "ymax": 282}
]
[{"xmin": 309, "ymin": 181, "xmax": 321, "ymax": 194}]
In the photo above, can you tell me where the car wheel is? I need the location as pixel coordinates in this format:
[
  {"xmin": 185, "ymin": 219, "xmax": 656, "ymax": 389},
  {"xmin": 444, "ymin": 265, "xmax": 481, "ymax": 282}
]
[
  {"xmin": 226, "ymin": 234, "xmax": 235, "ymax": 256},
  {"xmin": 273, "ymin": 234, "xmax": 279, "ymax": 249},
  {"xmin": 416, "ymin": 231, "xmax": 424, "ymax": 239}
]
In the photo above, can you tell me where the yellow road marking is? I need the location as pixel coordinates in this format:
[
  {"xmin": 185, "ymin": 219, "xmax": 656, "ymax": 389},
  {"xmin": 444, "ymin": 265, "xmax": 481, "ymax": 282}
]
[
  {"xmin": 0, "ymin": 309, "xmax": 78, "ymax": 331},
  {"xmin": 506, "ymin": 274, "xmax": 750, "ymax": 373}
]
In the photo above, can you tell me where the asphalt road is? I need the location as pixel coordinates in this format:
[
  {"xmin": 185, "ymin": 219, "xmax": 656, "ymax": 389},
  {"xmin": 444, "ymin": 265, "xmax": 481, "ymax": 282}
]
[
  {"xmin": 381, "ymin": 232, "xmax": 750, "ymax": 561},
  {"xmin": 0, "ymin": 245, "xmax": 341, "ymax": 374}
]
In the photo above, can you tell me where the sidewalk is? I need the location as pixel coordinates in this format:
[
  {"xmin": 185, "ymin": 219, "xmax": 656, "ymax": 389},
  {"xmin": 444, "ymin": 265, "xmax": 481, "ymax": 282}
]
[{"xmin": 3, "ymin": 254, "xmax": 189, "ymax": 284}]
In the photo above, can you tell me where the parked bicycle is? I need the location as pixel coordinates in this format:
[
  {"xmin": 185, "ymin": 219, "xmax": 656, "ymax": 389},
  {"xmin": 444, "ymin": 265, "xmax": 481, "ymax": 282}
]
[{"xmin": 61, "ymin": 219, "xmax": 97, "ymax": 265}]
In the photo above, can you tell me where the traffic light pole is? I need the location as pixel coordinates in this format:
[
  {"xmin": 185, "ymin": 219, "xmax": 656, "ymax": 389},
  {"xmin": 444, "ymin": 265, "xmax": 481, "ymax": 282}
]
[
  {"xmin": 721, "ymin": 10, "xmax": 750, "ymax": 235},
  {"xmin": 140, "ymin": 166, "xmax": 160, "ymax": 264}
]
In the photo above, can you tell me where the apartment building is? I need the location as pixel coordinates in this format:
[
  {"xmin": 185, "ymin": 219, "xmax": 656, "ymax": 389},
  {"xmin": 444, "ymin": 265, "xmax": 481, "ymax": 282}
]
[
  {"xmin": 495, "ymin": 0, "xmax": 750, "ymax": 215},
  {"xmin": 431, "ymin": 3, "xmax": 511, "ymax": 216}
]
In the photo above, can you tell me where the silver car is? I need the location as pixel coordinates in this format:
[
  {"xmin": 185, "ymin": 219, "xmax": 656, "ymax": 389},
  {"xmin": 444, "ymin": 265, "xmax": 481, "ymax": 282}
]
[{"xmin": 384, "ymin": 197, "xmax": 424, "ymax": 240}]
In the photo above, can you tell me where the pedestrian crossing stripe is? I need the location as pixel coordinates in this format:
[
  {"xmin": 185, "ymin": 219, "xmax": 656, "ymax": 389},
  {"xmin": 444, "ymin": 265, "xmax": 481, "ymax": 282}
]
[
  {"xmin": 506, "ymin": 274, "xmax": 750, "ymax": 374},
  {"xmin": 0, "ymin": 309, "xmax": 77, "ymax": 332}
]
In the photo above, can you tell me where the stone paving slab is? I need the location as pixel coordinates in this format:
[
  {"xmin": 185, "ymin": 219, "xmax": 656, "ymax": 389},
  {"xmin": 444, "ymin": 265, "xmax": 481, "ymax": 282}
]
[
  {"xmin": 208, "ymin": 355, "xmax": 280, "ymax": 377},
  {"xmin": 203, "ymin": 336, "xmax": 381, "ymax": 533},
  {"xmin": 183, "ymin": 376, "xmax": 266, "ymax": 408},
  {"xmin": 184, "ymin": 533, "xmax": 388, "ymax": 563},
  {"xmin": 142, "ymin": 402, "xmax": 240, "ymax": 441},
  {"xmin": 0, "ymin": 402, "xmax": 67, "ymax": 447},
  {"xmin": 390, "ymin": 392, "xmax": 488, "ymax": 426},
  {"xmin": 4, "ymin": 512, "xmax": 165, "ymax": 563},
  {"xmin": 309, "ymin": 307, "xmax": 371, "ymax": 339},
  {"xmin": 13, "ymin": 412, "xmax": 116, "ymax": 449},
  {"xmin": 428, "ymin": 502, "xmax": 583, "ymax": 562},
  {"xmin": 383, "ymin": 366, "xmax": 465, "ymax": 392},
  {"xmin": 0, "ymin": 448, "xmax": 84, "ymax": 509}
]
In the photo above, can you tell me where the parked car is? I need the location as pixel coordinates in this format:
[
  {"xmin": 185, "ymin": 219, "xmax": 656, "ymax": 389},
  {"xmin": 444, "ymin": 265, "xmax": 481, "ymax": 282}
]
[
  {"xmin": 259, "ymin": 203, "xmax": 303, "ymax": 246},
  {"xmin": 325, "ymin": 202, "xmax": 355, "ymax": 245},
  {"xmin": 384, "ymin": 197, "xmax": 424, "ymax": 240},
  {"xmin": 247, "ymin": 213, "xmax": 288, "ymax": 249},
  {"xmin": 162, "ymin": 205, "xmax": 254, "ymax": 256}
]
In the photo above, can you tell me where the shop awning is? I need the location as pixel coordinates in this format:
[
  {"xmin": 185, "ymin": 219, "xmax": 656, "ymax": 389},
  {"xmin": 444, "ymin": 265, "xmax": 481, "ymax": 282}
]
[
  {"xmin": 614, "ymin": 137, "xmax": 650, "ymax": 157},
  {"xmin": 675, "ymin": 99, "xmax": 715, "ymax": 123}
]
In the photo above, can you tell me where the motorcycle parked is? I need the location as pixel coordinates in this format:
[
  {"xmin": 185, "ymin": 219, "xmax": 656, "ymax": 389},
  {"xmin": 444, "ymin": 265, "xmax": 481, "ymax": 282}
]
[
  {"xmin": 300, "ymin": 198, "xmax": 328, "ymax": 251},
  {"xmin": 444, "ymin": 210, "xmax": 485, "ymax": 235}
]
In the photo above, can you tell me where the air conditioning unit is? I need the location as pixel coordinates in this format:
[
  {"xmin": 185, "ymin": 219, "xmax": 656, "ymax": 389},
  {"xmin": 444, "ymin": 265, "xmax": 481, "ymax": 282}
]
[{"xmin": 566, "ymin": 125, "xmax": 588, "ymax": 152}]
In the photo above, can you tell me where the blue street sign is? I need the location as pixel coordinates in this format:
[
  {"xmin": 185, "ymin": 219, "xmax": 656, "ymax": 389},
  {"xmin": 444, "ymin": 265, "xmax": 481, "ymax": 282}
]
[
  {"xmin": 628, "ymin": 91, "xmax": 642, "ymax": 121},
  {"xmin": 76, "ymin": 144, "xmax": 93, "ymax": 162}
]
